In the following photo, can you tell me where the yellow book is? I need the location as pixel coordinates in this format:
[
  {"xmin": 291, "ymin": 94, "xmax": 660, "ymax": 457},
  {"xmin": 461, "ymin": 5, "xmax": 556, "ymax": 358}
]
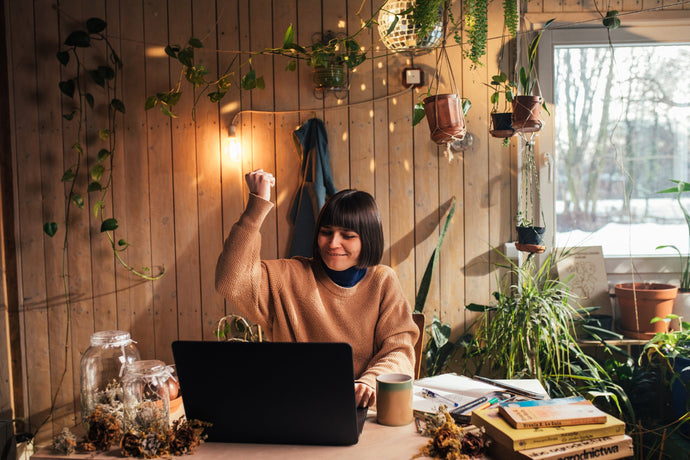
[{"xmin": 471, "ymin": 408, "xmax": 626, "ymax": 451}]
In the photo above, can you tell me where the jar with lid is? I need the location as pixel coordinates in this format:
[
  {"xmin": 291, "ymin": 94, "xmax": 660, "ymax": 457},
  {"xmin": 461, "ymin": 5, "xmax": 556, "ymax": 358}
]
[
  {"xmin": 122, "ymin": 360, "xmax": 174, "ymax": 432},
  {"xmin": 79, "ymin": 330, "xmax": 140, "ymax": 426}
]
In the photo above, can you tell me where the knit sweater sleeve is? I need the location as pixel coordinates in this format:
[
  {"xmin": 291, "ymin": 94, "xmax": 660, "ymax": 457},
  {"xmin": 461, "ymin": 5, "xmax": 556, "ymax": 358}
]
[
  {"xmin": 356, "ymin": 267, "xmax": 419, "ymax": 389},
  {"xmin": 215, "ymin": 193, "xmax": 275, "ymax": 328}
]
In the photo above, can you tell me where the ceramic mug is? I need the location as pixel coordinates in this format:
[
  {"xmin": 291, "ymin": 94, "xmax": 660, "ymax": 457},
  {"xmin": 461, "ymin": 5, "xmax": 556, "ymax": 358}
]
[{"xmin": 376, "ymin": 373, "xmax": 413, "ymax": 426}]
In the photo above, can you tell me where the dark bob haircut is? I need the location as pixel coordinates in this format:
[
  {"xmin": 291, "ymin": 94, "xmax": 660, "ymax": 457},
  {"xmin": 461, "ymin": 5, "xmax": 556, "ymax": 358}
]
[{"xmin": 312, "ymin": 189, "xmax": 384, "ymax": 269}]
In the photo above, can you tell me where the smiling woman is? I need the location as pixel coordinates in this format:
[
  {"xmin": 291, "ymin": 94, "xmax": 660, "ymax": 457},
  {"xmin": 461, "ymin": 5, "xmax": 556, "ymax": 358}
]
[{"xmin": 214, "ymin": 170, "xmax": 419, "ymax": 409}]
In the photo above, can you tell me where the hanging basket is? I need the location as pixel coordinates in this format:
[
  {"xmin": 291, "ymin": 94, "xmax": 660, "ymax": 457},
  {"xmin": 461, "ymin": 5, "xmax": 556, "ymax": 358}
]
[
  {"xmin": 512, "ymin": 96, "xmax": 543, "ymax": 133},
  {"xmin": 423, "ymin": 93, "xmax": 466, "ymax": 145},
  {"xmin": 377, "ymin": 0, "xmax": 443, "ymax": 53}
]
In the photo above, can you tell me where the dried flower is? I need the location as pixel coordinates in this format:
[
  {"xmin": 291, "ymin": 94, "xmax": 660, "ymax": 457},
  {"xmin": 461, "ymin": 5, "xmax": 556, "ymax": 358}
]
[
  {"xmin": 414, "ymin": 408, "xmax": 490, "ymax": 460},
  {"xmin": 52, "ymin": 427, "xmax": 77, "ymax": 454},
  {"xmin": 169, "ymin": 418, "xmax": 211, "ymax": 455},
  {"xmin": 79, "ymin": 405, "xmax": 122, "ymax": 451}
]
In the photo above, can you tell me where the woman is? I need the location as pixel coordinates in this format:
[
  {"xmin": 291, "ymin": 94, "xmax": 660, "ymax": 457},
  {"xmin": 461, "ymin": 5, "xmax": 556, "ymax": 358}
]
[{"xmin": 215, "ymin": 169, "xmax": 418, "ymax": 408}]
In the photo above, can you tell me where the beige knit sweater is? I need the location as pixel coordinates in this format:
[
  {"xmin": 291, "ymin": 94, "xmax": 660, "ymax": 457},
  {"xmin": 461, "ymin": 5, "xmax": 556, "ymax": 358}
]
[{"xmin": 215, "ymin": 194, "xmax": 419, "ymax": 389}]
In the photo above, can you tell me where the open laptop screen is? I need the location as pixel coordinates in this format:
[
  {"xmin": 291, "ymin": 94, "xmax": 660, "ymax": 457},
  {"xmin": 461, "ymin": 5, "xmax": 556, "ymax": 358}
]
[{"xmin": 171, "ymin": 340, "xmax": 361, "ymax": 446}]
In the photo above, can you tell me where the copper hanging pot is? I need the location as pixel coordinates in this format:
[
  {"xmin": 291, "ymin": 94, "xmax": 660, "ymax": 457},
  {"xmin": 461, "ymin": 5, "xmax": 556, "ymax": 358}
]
[{"xmin": 423, "ymin": 93, "xmax": 466, "ymax": 145}]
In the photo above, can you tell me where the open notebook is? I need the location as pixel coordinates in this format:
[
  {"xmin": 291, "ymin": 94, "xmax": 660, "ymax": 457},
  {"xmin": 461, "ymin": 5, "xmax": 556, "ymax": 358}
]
[{"xmin": 171, "ymin": 340, "xmax": 365, "ymax": 446}]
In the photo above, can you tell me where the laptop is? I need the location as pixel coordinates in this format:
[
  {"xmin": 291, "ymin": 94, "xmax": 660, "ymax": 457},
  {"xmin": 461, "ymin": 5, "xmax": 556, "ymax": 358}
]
[{"xmin": 171, "ymin": 340, "xmax": 366, "ymax": 446}]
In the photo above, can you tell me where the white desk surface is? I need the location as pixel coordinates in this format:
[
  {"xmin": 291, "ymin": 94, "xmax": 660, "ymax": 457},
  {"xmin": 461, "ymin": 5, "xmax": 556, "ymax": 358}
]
[{"xmin": 31, "ymin": 412, "xmax": 439, "ymax": 460}]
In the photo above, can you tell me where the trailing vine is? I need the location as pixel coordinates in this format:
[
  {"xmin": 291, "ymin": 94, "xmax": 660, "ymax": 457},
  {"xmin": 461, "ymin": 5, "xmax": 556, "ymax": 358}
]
[
  {"xmin": 38, "ymin": 17, "xmax": 164, "ymax": 435},
  {"xmin": 461, "ymin": 0, "xmax": 488, "ymax": 67}
]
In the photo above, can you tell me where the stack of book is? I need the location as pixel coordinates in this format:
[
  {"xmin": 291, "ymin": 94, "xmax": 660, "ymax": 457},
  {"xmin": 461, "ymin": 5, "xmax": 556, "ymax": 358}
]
[{"xmin": 471, "ymin": 397, "xmax": 633, "ymax": 460}]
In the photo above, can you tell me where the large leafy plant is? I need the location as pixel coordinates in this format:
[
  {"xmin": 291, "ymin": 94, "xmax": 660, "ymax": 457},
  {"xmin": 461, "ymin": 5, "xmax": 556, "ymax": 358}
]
[{"xmin": 656, "ymin": 179, "xmax": 690, "ymax": 291}]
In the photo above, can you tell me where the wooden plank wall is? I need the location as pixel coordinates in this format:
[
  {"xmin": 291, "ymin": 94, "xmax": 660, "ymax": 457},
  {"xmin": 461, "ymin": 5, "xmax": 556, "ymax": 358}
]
[{"xmin": 0, "ymin": 0, "xmax": 678, "ymax": 440}]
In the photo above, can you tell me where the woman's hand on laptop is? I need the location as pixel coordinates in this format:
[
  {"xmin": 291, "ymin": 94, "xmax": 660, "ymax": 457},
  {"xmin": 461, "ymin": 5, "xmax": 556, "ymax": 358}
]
[{"xmin": 355, "ymin": 382, "xmax": 375, "ymax": 407}]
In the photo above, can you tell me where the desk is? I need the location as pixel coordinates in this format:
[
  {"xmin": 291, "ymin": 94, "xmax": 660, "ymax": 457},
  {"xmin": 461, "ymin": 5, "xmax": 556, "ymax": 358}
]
[{"xmin": 31, "ymin": 413, "xmax": 438, "ymax": 460}]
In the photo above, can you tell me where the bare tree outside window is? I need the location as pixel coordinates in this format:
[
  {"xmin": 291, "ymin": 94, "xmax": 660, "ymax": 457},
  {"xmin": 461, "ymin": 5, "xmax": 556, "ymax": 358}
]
[{"xmin": 554, "ymin": 43, "xmax": 690, "ymax": 256}]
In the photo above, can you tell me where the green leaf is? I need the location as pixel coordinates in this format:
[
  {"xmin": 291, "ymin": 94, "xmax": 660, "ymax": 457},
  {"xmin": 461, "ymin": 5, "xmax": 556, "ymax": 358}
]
[
  {"xmin": 241, "ymin": 69, "xmax": 257, "ymax": 90},
  {"xmin": 89, "ymin": 69, "xmax": 105, "ymax": 87},
  {"xmin": 100, "ymin": 218, "xmax": 118, "ymax": 232},
  {"xmin": 177, "ymin": 47, "xmax": 194, "ymax": 67},
  {"xmin": 286, "ymin": 60, "xmax": 297, "ymax": 72},
  {"xmin": 72, "ymin": 142, "xmax": 83, "ymax": 154},
  {"xmin": 412, "ymin": 103, "xmax": 426, "ymax": 127},
  {"xmin": 603, "ymin": 10, "xmax": 620, "ymax": 30},
  {"xmin": 59, "ymin": 80, "xmax": 75, "ymax": 98},
  {"xmin": 62, "ymin": 110, "xmax": 76, "ymax": 121},
  {"xmin": 87, "ymin": 181, "xmax": 102, "ymax": 192},
  {"xmin": 56, "ymin": 50, "xmax": 70, "ymax": 66},
  {"xmin": 386, "ymin": 15, "xmax": 400, "ymax": 35},
  {"xmin": 145, "ymin": 95, "xmax": 158, "ymax": 110},
  {"xmin": 185, "ymin": 65, "xmax": 209, "ymax": 87},
  {"xmin": 164, "ymin": 45, "xmax": 180, "ymax": 58},
  {"xmin": 43, "ymin": 222, "xmax": 58, "ymax": 237},
  {"xmin": 97, "ymin": 148, "xmax": 111, "ymax": 162},
  {"xmin": 188, "ymin": 37, "xmax": 203, "ymax": 48},
  {"xmin": 256, "ymin": 76, "xmax": 265, "ymax": 90},
  {"xmin": 93, "ymin": 200, "xmax": 104, "ymax": 217},
  {"xmin": 217, "ymin": 75, "xmax": 232, "ymax": 91},
  {"xmin": 85, "ymin": 93, "xmax": 95, "ymax": 108},
  {"xmin": 282, "ymin": 24, "xmax": 295, "ymax": 49},
  {"xmin": 118, "ymin": 239, "xmax": 128, "ymax": 247},
  {"xmin": 99, "ymin": 129, "xmax": 110, "ymax": 141},
  {"xmin": 61, "ymin": 168, "xmax": 76, "ymax": 182},
  {"xmin": 208, "ymin": 91, "xmax": 226, "ymax": 103},
  {"xmin": 160, "ymin": 104, "xmax": 177, "ymax": 118},
  {"xmin": 90, "ymin": 164, "xmax": 105, "ymax": 182},
  {"xmin": 110, "ymin": 98, "xmax": 126, "ymax": 113},
  {"xmin": 99, "ymin": 65, "xmax": 116, "ymax": 80},
  {"xmin": 72, "ymin": 194, "xmax": 84, "ymax": 209},
  {"xmin": 64, "ymin": 30, "xmax": 90, "ymax": 47},
  {"xmin": 86, "ymin": 17, "xmax": 107, "ymax": 34}
]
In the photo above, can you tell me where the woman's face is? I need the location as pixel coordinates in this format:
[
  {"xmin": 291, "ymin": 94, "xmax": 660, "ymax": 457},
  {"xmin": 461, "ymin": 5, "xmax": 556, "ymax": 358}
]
[{"xmin": 317, "ymin": 225, "xmax": 362, "ymax": 271}]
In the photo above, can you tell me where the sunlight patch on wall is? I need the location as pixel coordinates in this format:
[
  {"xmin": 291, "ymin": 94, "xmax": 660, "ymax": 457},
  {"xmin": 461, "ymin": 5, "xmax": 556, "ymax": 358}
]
[{"xmin": 146, "ymin": 46, "xmax": 167, "ymax": 57}]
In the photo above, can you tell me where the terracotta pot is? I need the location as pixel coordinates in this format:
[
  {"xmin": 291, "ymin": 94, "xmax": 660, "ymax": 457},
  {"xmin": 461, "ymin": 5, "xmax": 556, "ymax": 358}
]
[
  {"xmin": 615, "ymin": 283, "xmax": 678, "ymax": 338},
  {"xmin": 423, "ymin": 93, "xmax": 466, "ymax": 145},
  {"xmin": 512, "ymin": 96, "xmax": 543, "ymax": 133}
]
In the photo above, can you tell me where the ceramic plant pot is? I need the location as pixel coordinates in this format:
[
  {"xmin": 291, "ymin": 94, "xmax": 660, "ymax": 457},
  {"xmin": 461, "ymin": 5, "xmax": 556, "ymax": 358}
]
[
  {"xmin": 512, "ymin": 96, "xmax": 543, "ymax": 133},
  {"xmin": 515, "ymin": 225, "xmax": 545, "ymax": 245},
  {"xmin": 423, "ymin": 93, "xmax": 466, "ymax": 145},
  {"xmin": 672, "ymin": 291, "xmax": 690, "ymax": 330},
  {"xmin": 490, "ymin": 112, "xmax": 515, "ymax": 138},
  {"xmin": 615, "ymin": 283, "xmax": 678, "ymax": 338}
]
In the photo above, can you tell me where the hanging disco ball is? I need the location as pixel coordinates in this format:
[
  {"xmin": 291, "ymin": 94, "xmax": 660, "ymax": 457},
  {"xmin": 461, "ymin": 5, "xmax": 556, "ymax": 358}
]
[{"xmin": 378, "ymin": 0, "xmax": 443, "ymax": 53}]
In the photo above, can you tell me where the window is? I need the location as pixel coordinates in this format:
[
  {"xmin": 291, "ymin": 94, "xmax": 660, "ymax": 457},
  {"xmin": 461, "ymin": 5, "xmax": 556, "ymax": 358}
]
[{"xmin": 538, "ymin": 21, "xmax": 690, "ymax": 270}]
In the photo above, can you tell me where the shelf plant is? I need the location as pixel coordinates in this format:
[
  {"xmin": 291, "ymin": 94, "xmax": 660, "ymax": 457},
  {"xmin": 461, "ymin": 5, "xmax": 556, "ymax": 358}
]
[{"xmin": 656, "ymin": 179, "xmax": 690, "ymax": 292}]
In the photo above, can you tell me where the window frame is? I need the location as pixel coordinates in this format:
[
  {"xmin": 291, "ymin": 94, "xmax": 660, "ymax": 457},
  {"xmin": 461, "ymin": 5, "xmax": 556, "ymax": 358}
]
[{"xmin": 534, "ymin": 15, "xmax": 690, "ymax": 284}]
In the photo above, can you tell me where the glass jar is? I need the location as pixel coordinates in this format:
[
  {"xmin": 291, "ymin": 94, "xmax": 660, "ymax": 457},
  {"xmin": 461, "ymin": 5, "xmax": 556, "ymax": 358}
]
[
  {"xmin": 122, "ymin": 360, "xmax": 174, "ymax": 432},
  {"xmin": 79, "ymin": 330, "xmax": 140, "ymax": 427}
]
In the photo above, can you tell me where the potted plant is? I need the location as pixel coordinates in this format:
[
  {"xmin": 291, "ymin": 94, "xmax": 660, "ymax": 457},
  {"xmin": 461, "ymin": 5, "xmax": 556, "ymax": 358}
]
[
  {"xmin": 512, "ymin": 19, "xmax": 554, "ymax": 133},
  {"xmin": 656, "ymin": 179, "xmax": 690, "ymax": 329},
  {"xmin": 614, "ymin": 283, "xmax": 678, "ymax": 339},
  {"xmin": 487, "ymin": 71, "xmax": 517, "ymax": 141},
  {"xmin": 515, "ymin": 139, "xmax": 545, "ymax": 252},
  {"xmin": 641, "ymin": 315, "xmax": 690, "ymax": 433},
  {"xmin": 461, "ymin": 250, "xmax": 630, "ymax": 409}
]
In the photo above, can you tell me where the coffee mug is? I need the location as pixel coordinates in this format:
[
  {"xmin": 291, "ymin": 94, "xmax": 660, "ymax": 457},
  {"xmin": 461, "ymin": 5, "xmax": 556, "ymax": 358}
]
[{"xmin": 376, "ymin": 373, "xmax": 413, "ymax": 426}]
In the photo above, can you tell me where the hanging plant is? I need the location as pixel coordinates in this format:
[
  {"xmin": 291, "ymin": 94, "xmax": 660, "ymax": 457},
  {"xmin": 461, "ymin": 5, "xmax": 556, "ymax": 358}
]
[{"xmin": 459, "ymin": 0, "xmax": 488, "ymax": 66}]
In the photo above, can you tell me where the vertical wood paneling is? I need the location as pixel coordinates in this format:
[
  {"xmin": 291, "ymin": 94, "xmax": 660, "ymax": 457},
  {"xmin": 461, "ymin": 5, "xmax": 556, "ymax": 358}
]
[
  {"xmin": 144, "ymin": 0, "xmax": 178, "ymax": 364},
  {"xmin": 324, "ymin": 2, "xmax": 350, "ymax": 190},
  {"xmin": 249, "ymin": 0, "xmax": 278, "ymax": 260},
  {"xmin": 120, "ymin": 0, "xmax": 157, "ymax": 358},
  {"xmin": 192, "ymin": 0, "xmax": 225, "ymax": 341},
  {"xmin": 169, "ymin": 0, "xmax": 202, "ymax": 340},
  {"xmin": 87, "ymin": 0, "xmax": 117, "ymax": 337},
  {"xmin": 348, "ymin": 1, "xmax": 375, "ymax": 194},
  {"xmin": 272, "ymin": 0, "xmax": 300, "ymax": 258},
  {"xmin": 4, "ymin": 0, "xmax": 680, "ymax": 435},
  {"xmin": 36, "ymin": 0, "xmax": 75, "ymax": 432},
  {"xmin": 11, "ymin": 0, "xmax": 52, "ymax": 439}
]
